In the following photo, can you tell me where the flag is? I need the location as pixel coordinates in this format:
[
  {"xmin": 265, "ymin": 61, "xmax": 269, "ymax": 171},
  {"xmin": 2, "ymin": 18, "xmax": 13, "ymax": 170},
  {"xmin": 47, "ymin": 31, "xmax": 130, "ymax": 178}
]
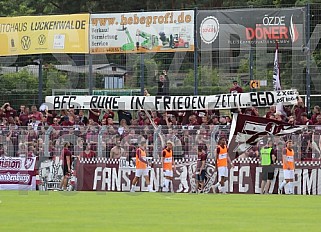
[
  {"xmin": 272, "ymin": 42, "xmax": 285, "ymax": 115},
  {"xmin": 228, "ymin": 113, "xmax": 303, "ymax": 159},
  {"xmin": 273, "ymin": 43, "xmax": 281, "ymax": 91}
]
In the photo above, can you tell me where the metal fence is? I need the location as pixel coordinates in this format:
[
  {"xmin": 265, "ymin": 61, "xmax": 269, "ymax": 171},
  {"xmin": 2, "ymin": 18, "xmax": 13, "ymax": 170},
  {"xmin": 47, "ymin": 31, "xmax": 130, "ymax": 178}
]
[
  {"xmin": 0, "ymin": 4, "xmax": 320, "ymax": 110},
  {"xmin": 1, "ymin": 124, "xmax": 320, "ymax": 163}
]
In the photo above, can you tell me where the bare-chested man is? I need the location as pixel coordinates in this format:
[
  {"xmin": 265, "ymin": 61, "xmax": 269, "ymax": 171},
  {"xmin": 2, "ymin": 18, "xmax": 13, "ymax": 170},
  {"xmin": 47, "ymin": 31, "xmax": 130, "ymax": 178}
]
[{"xmin": 110, "ymin": 140, "xmax": 125, "ymax": 159}]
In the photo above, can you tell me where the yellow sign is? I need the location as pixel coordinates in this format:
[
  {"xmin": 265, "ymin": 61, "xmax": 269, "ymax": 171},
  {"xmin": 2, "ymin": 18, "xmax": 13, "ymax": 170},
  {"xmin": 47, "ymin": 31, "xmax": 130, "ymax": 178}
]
[
  {"xmin": 0, "ymin": 14, "xmax": 89, "ymax": 56},
  {"xmin": 250, "ymin": 80, "xmax": 260, "ymax": 89}
]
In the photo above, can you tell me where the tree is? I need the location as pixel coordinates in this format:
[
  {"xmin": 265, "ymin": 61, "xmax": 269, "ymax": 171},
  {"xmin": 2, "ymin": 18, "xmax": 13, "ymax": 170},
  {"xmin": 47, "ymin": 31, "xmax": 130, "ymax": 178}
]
[
  {"xmin": 0, "ymin": 0, "xmax": 35, "ymax": 16},
  {"xmin": 0, "ymin": 69, "xmax": 37, "ymax": 90},
  {"xmin": 44, "ymin": 65, "xmax": 68, "ymax": 94},
  {"xmin": 184, "ymin": 66, "xmax": 219, "ymax": 87}
]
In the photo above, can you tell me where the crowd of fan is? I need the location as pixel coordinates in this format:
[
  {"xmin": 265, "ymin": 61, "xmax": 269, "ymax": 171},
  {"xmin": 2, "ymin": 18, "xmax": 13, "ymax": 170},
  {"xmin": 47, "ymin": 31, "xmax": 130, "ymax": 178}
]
[{"xmin": 0, "ymin": 92, "xmax": 319, "ymax": 160}]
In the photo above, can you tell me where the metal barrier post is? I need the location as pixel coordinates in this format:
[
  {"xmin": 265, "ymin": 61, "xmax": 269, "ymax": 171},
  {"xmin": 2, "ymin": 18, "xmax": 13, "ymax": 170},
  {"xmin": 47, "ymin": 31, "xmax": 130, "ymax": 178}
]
[
  {"xmin": 98, "ymin": 126, "xmax": 107, "ymax": 157},
  {"xmin": 153, "ymin": 125, "xmax": 162, "ymax": 158},
  {"xmin": 44, "ymin": 126, "xmax": 53, "ymax": 157},
  {"xmin": 210, "ymin": 125, "xmax": 220, "ymax": 159}
]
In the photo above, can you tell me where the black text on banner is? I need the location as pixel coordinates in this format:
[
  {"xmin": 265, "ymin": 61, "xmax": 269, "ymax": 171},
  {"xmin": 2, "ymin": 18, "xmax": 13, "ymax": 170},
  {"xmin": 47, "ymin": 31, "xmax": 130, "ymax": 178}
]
[{"xmin": 45, "ymin": 90, "xmax": 298, "ymax": 111}]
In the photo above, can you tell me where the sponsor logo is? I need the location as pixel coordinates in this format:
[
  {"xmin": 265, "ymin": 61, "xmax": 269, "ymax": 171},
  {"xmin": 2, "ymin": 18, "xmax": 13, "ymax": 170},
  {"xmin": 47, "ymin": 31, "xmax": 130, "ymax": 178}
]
[
  {"xmin": 21, "ymin": 36, "xmax": 31, "ymax": 50},
  {"xmin": 38, "ymin": 34, "xmax": 46, "ymax": 45},
  {"xmin": 24, "ymin": 157, "xmax": 34, "ymax": 170},
  {"xmin": 200, "ymin": 16, "xmax": 219, "ymax": 44},
  {"xmin": 245, "ymin": 15, "xmax": 299, "ymax": 43}
]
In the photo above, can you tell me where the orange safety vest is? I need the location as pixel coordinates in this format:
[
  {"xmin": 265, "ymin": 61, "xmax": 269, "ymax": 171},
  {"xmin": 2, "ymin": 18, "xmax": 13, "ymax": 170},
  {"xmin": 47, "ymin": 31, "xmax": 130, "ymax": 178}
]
[
  {"xmin": 283, "ymin": 148, "xmax": 295, "ymax": 170},
  {"xmin": 163, "ymin": 149, "xmax": 173, "ymax": 171},
  {"xmin": 136, "ymin": 148, "xmax": 147, "ymax": 169},
  {"xmin": 217, "ymin": 145, "xmax": 228, "ymax": 167}
]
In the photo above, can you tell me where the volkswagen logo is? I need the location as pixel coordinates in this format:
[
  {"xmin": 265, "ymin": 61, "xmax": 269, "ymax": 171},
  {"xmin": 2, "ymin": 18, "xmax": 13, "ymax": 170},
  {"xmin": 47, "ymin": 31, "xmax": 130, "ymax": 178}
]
[
  {"xmin": 21, "ymin": 36, "xmax": 31, "ymax": 50},
  {"xmin": 38, "ymin": 34, "xmax": 46, "ymax": 45}
]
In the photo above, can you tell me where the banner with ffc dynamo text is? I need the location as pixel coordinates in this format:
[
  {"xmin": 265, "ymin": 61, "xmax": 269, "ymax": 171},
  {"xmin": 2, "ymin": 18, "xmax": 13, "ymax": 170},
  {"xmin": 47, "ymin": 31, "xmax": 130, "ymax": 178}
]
[
  {"xmin": 0, "ymin": 14, "xmax": 89, "ymax": 56},
  {"xmin": 45, "ymin": 89, "xmax": 298, "ymax": 111},
  {"xmin": 90, "ymin": 10, "xmax": 194, "ymax": 54}
]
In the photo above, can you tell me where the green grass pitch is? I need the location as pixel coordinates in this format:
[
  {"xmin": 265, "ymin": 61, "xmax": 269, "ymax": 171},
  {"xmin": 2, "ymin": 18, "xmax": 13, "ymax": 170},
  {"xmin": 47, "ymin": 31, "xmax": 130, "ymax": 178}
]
[{"xmin": 0, "ymin": 191, "xmax": 321, "ymax": 232}]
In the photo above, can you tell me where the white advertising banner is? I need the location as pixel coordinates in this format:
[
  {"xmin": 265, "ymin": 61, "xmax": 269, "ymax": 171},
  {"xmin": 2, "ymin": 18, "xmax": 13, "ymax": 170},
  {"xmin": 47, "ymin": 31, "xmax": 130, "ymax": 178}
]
[
  {"xmin": 45, "ymin": 89, "xmax": 298, "ymax": 111},
  {"xmin": 90, "ymin": 10, "xmax": 194, "ymax": 53},
  {"xmin": 0, "ymin": 157, "xmax": 37, "ymax": 190}
]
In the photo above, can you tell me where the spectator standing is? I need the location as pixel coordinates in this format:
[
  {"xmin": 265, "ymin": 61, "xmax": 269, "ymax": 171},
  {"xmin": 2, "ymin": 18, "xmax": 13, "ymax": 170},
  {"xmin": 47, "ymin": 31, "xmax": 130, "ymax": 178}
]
[
  {"xmin": 78, "ymin": 110, "xmax": 89, "ymax": 125},
  {"xmin": 299, "ymin": 112, "xmax": 313, "ymax": 125},
  {"xmin": 110, "ymin": 140, "xmax": 125, "ymax": 159},
  {"xmin": 292, "ymin": 97, "xmax": 306, "ymax": 124},
  {"xmin": 151, "ymin": 111, "xmax": 161, "ymax": 125},
  {"xmin": 2, "ymin": 103, "xmax": 17, "ymax": 119},
  {"xmin": 279, "ymin": 140, "xmax": 295, "ymax": 194},
  {"xmin": 60, "ymin": 142, "xmax": 72, "ymax": 191},
  {"xmin": 102, "ymin": 109, "xmax": 114, "ymax": 120},
  {"xmin": 265, "ymin": 106, "xmax": 276, "ymax": 119},
  {"xmin": 17, "ymin": 105, "xmax": 25, "ymax": 116},
  {"xmin": 194, "ymin": 145, "xmax": 207, "ymax": 193},
  {"xmin": 144, "ymin": 88, "xmax": 151, "ymax": 96},
  {"xmin": 80, "ymin": 142, "xmax": 96, "ymax": 159},
  {"xmin": 19, "ymin": 107, "xmax": 30, "ymax": 126},
  {"xmin": 311, "ymin": 106, "xmax": 321, "ymax": 124},
  {"xmin": 161, "ymin": 141, "xmax": 175, "ymax": 192},
  {"xmin": 157, "ymin": 70, "xmax": 169, "ymax": 96},
  {"xmin": 130, "ymin": 140, "xmax": 155, "ymax": 192},
  {"xmin": 29, "ymin": 105, "xmax": 42, "ymax": 122},
  {"xmin": 118, "ymin": 110, "xmax": 132, "ymax": 126},
  {"xmin": 260, "ymin": 139, "xmax": 276, "ymax": 194},
  {"xmin": 229, "ymin": 80, "xmax": 243, "ymax": 94},
  {"xmin": 213, "ymin": 137, "xmax": 233, "ymax": 194},
  {"xmin": 89, "ymin": 109, "xmax": 101, "ymax": 123}
]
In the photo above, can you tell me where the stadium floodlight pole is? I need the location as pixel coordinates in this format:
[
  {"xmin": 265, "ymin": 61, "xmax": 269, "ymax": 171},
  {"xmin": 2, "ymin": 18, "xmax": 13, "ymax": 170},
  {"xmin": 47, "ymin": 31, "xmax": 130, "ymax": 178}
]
[
  {"xmin": 305, "ymin": 3, "xmax": 311, "ymax": 115},
  {"xmin": 194, "ymin": 7, "xmax": 198, "ymax": 95}
]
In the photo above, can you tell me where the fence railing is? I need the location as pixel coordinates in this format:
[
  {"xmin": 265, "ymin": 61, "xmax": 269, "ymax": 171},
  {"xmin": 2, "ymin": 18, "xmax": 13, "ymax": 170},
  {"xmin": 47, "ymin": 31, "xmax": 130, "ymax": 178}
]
[{"xmin": 1, "ymin": 124, "xmax": 319, "ymax": 163}]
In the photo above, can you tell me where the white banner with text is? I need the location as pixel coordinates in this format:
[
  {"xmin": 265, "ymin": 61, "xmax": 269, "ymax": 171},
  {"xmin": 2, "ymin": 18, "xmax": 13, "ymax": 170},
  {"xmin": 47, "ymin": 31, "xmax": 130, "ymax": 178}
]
[
  {"xmin": 0, "ymin": 156, "xmax": 37, "ymax": 190},
  {"xmin": 45, "ymin": 89, "xmax": 298, "ymax": 111}
]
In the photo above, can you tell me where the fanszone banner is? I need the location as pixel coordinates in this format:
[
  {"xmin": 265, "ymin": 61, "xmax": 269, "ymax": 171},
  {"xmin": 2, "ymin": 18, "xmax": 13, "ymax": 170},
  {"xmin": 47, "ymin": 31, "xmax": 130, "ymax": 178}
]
[
  {"xmin": 74, "ymin": 158, "xmax": 321, "ymax": 195},
  {"xmin": 198, "ymin": 8, "xmax": 304, "ymax": 50},
  {"xmin": 90, "ymin": 11, "xmax": 194, "ymax": 54},
  {"xmin": 45, "ymin": 89, "xmax": 298, "ymax": 110},
  {"xmin": 0, "ymin": 156, "xmax": 37, "ymax": 190},
  {"xmin": 0, "ymin": 14, "xmax": 89, "ymax": 56}
]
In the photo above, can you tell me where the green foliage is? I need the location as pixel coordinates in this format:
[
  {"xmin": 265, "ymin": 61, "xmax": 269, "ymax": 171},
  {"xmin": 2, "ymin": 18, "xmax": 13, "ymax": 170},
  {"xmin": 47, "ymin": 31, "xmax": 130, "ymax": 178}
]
[
  {"xmin": 147, "ymin": 85, "xmax": 228, "ymax": 96},
  {"xmin": 0, "ymin": 0, "xmax": 35, "ymax": 16},
  {"xmin": 312, "ymin": 49, "xmax": 321, "ymax": 67},
  {"xmin": 184, "ymin": 66, "xmax": 219, "ymax": 87},
  {"xmin": 130, "ymin": 56, "xmax": 159, "ymax": 88},
  {"xmin": 0, "ymin": 69, "xmax": 37, "ymax": 90},
  {"xmin": 238, "ymin": 57, "xmax": 250, "ymax": 74},
  {"xmin": 44, "ymin": 65, "xmax": 68, "ymax": 93}
]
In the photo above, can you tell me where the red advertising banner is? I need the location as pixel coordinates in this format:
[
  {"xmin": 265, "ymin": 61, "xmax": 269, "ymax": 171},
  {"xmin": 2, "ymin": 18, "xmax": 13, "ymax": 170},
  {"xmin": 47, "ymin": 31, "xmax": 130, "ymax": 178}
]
[
  {"xmin": 0, "ymin": 156, "xmax": 37, "ymax": 190},
  {"xmin": 75, "ymin": 158, "xmax": 321, "ymax": 195}
]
